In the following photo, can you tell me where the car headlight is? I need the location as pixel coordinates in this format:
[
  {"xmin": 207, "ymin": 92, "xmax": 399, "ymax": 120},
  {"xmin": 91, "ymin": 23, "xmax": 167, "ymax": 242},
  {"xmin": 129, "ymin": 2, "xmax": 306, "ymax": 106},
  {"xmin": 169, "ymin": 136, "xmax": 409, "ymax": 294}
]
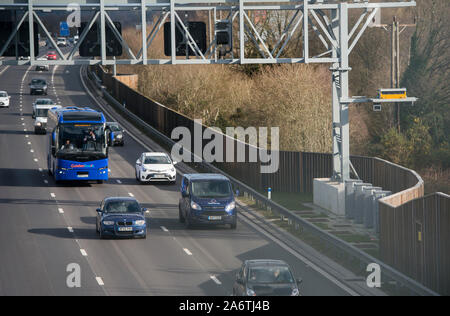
[
  {"xmin": 135, "ymin": 220, "xmax": 146, "ymax": 226},
  {"xmin": 142, "ymin": 167, "xmax": 147, "ymax": 172},
  {"xmin": 170, "ymin": 167, "xmax": 176, "ymax": 173},
  {"xmin": 35, "ymin": 122, "xmax": 42, "ymax": 126},
  {"xmin": 246, "ymin": 288, "xmax": 256, "ymax": 296},
  {"xmin": 102, "ymin": 220, "xmax": 115, "ymax": 226},
  {"xmin": 291, "ymin": 288, "xmax": 300, "ymax": 296},
  {"xmin": 225, "ymin": 201, "xmax": 236, "ymax": 213},
  {"xmin": 190, "ymin": 201, "xmax": 202, "ymax": 211},
  {"xmin": 116, "ymin": 134, "xmax": 123, "ymax": 139}
]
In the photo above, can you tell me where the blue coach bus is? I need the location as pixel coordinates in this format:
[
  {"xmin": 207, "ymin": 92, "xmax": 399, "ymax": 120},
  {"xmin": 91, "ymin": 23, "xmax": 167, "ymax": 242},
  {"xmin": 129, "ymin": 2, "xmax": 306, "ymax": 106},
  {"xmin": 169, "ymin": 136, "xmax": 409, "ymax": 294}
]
[{"xmin": 47, "ymin": 106, "xmax": 109, "ymax": 183}]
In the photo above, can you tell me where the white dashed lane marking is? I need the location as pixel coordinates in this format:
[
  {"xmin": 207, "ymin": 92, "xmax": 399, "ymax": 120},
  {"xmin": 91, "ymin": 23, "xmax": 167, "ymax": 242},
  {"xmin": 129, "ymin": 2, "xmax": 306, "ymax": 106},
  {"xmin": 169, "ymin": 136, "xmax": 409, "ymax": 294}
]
[
  {"xmin": 161, "ymin": 226, "xmax": 169, "ymax": 232},
  {"xmin": 210, "ymin": 275, "xmax": 222, "ymax": 285},
  {"xmin": 128, "ymin": 193, "xmax": 134, "ymax": 197},
  {"xmin": 183, "ymin": 248, "xmax": 193, "ymax": 256},
  {"xmin": 67, "ymin": 227, "xmax": 74, "ymax": 233},
  {"xmin": 80, "ymin": 249, "xmax": 88, "ymax": 257},
  {"xmin": 95, "ymin": 277, "xmax": 104, "ymax": 286},
  {"xmin": 58, "ymin": 208, "xmax": 64, "ymax": 214}
]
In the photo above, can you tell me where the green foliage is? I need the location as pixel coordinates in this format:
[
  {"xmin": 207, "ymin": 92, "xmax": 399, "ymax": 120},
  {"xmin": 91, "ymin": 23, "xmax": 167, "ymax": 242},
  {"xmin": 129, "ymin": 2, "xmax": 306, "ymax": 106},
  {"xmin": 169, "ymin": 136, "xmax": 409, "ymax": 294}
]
[
  {"xmin": 373, "ymin": 118, "xmax": 437, "ymax": 170},
  {"xmin": 400, "ymin": 0, "xmax": 450, "ymax": 166},
  {"xmin": 376, "ymin": 128, "xmax": 411, "ymax": 165},
  {"xmin": 405, "ymin": 118, "xmax": 433, "ymax": 169},
  {"xmin": 362, "ymin": 0, "xmax": 449, "ymax": 176}
]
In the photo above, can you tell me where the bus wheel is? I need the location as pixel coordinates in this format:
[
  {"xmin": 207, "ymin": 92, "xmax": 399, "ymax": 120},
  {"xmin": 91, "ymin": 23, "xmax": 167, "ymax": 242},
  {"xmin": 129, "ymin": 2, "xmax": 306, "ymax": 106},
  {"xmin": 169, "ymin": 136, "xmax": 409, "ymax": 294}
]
[{"xmin": 97, "ymin": 180, "xmax": 104, "ymax": 184}]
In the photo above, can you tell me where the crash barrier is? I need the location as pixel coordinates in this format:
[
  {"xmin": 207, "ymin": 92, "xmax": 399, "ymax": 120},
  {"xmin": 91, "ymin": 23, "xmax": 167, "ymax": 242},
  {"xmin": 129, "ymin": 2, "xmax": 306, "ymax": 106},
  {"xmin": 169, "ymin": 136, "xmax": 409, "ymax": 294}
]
[{"xmin": 86, "ymin": 65, "xmax": 439, "ymax": 296}]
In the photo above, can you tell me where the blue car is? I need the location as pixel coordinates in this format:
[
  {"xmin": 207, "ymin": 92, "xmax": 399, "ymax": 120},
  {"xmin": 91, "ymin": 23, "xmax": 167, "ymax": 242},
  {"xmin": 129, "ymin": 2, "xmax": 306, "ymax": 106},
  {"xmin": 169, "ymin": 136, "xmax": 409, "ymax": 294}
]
[
  {"xmin": 96, "ymin": 197, "xmax": 149, "ymax": 239},
  {"xmin": 179, "ymin": 174, "xmax": 237, "ymax": 229}
]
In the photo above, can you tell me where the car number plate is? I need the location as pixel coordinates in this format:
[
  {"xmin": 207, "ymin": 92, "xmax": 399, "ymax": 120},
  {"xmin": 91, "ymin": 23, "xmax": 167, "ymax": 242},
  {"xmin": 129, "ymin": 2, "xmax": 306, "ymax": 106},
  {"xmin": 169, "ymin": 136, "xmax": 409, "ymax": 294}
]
[
  {"xmin": 154, "ymin": 174, "xmax": 165, "ymax": 178},
  {"xmin": 77, "ymin": 174, "xmax": 89, "ymax": 178},
  {"xmin": 208, "ymin": 216, "xmax": 222, "ymax": 220},
  {"xmin": 118, "ymin": 227, "xmax": 133, "ymax": 232}
]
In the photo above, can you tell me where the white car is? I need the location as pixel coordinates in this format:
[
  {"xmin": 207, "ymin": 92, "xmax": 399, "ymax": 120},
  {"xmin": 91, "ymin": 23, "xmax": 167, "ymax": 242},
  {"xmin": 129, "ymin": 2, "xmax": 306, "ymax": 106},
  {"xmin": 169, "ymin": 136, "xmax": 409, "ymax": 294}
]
[
  {"xmin": 56, "ymin": 37, "xmax": 67, "ymax": 47},
  {"xmin": 32, "ymin": 98, "xmax": 55, "ymax": 118},
  {"xmin": 135, "ymin": 152, "xmax": 177, "ymax": 184},
  {"xmin": 35, "ymin": 57, "xmax": 49, "ymax": 71},
  {"xmin": 0, "ymin": 91, "xmax": 11, "ymax": 108},
  {"xmin": 34, "ymin": 104, "xmax": 61, "ymax": 134}
]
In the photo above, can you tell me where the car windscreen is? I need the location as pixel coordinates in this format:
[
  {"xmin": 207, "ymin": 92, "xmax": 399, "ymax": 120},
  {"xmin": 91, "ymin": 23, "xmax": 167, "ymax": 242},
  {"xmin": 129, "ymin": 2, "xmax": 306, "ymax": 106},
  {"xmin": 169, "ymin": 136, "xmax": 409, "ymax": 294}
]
[
  {"xmin": 191, "ymin": 180, "xmax": 232, "ymax": 198},
  {"xmin": 108, "ymin": 125, "xmax": 121, "ymax": 132},
  {"xmin": 57, "ymin": 123, "xmax": 106, "ymax": 158},
  {"xmin": 35, "ymin": 109, "xmax": 49, "ymax": 117},
  {"xmin": 31, "ymin": 79, "xmax": 46, "ymax": 85},
  {"xmin": 105, "ymin": 200, "xmax": 140, "ymax": 213},
  {"xmin": 36, "ymin": 99, "xmax": 53, "ymax": 105},
  {"xmin": 248, "ymin": 266, "xmax": 294, "ymax": 284},
  {"xmin": 0, "ymin": 93, "xmax": 7, "ymax": 97},
  {"xmin": 144, "ymin": 156, "xmax": 171, "ymax": 164}
]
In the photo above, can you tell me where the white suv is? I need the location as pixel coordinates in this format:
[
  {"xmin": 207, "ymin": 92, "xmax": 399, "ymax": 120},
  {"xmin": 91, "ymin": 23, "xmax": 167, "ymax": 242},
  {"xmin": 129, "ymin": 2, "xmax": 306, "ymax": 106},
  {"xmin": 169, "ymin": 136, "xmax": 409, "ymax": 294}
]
[{"xmin": 135, "ymin": 152, "xmax": 177, "ymax": 184}]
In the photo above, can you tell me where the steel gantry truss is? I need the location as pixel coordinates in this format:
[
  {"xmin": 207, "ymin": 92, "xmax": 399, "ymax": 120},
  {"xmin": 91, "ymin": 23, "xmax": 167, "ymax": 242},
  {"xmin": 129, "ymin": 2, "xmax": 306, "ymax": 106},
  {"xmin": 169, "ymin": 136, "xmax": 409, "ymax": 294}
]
[{"xmin": 0, "ymin": 0, "xmax": 417, "ymax": 182}]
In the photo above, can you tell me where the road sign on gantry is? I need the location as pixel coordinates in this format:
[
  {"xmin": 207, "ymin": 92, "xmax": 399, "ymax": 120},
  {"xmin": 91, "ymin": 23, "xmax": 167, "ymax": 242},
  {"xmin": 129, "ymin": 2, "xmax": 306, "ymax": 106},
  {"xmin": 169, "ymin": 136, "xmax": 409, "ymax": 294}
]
[{"xmin": 60, "ymin": 22, "xmax": 70, "ymax": 37}]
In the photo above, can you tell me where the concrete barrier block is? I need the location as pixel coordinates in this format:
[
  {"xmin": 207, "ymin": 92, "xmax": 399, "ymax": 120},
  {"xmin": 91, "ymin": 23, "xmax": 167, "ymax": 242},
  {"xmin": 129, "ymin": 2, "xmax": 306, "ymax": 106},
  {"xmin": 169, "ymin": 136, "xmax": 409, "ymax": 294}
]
[
  {"xmin": 345, "ymin": 179, "xmax": 363, "ymax": 219},
  {"xmin": 313, "ymin": 178, "xmax": 345, "ymax": 216}
]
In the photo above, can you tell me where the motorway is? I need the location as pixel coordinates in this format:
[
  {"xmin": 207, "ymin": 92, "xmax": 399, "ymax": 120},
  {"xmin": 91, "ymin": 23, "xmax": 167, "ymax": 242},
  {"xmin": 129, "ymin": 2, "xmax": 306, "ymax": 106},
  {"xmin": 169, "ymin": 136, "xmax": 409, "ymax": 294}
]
[{"xmin": 0, "ymin": 61, "xmax": 365, "ymax": 296}]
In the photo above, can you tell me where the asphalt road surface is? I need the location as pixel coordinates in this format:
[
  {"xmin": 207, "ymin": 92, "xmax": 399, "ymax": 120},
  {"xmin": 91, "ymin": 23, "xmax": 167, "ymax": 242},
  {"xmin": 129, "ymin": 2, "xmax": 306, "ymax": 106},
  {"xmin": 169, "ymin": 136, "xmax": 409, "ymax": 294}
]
[{"xmin": 0, "ymin": 61, "xmax": 367, "ymax": 296}]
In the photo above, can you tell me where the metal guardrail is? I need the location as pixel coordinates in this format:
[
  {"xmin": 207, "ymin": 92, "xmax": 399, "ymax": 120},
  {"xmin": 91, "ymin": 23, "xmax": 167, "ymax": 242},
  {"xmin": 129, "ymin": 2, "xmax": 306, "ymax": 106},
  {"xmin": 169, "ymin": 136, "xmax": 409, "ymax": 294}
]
[{"xmin": 85, "ymin": 66, "xmax": 439, "ymax": 296}]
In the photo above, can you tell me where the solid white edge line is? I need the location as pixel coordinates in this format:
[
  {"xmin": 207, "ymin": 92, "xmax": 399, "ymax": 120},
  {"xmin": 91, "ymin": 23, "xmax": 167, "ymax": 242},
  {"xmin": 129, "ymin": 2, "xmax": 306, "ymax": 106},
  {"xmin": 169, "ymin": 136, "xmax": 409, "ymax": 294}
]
[{"xmin": 0, "ymin": 66, "xmax": 9, "ymax": 76}]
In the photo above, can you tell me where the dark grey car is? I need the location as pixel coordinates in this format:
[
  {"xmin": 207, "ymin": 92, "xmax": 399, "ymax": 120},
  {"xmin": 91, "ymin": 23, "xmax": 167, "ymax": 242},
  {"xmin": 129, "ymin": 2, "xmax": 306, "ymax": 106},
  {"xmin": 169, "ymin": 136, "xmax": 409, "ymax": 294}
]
[
  {"xmin": 233, "ymin": 260, "xmax": 302, "ymax": 296},
  {"xmin": 106, "ymin": 122, "xmax": 125, "ymax": 146},
  {"xmin": 29, "ymin": 78, "xmax": 48, "ymax": 95}
]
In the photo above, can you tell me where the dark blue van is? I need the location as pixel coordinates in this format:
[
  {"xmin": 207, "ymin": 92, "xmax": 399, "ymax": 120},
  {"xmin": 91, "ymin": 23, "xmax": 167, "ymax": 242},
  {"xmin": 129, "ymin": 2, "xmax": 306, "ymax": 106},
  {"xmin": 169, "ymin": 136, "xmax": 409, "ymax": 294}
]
[{"xmin": 179, "ymin": 174, "xmax": 237, "ymax": 229}]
